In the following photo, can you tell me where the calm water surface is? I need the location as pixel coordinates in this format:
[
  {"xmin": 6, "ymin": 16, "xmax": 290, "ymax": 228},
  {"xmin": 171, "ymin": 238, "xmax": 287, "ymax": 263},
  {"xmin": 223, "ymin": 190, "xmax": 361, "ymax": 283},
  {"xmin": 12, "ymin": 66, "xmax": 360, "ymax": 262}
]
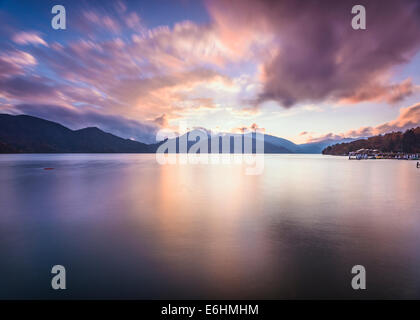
[{"xmin": 0, "ymin": 154, "xmax": 419, "ymax": 299}]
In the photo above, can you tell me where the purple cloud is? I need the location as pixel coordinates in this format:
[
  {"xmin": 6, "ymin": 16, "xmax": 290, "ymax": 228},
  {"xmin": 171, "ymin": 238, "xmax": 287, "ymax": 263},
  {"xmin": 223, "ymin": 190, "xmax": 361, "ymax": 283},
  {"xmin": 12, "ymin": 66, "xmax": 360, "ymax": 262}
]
[
  {"xmin": 0, "ymin": 76, "xmax": 56, "ymax": 98},
  {"xmin": 209, "ymin": 0, "xmax": 420, "ymax": 107}
]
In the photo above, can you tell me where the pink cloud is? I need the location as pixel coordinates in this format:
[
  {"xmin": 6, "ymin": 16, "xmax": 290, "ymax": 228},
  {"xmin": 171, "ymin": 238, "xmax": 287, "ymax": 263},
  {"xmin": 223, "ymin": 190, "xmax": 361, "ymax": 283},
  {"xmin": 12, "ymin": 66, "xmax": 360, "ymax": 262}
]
[
  {"xmin": 207, "ymin": 0, "xmax": 420, "ymax": 107},
  {"xmin": 153, "ymin": 114, "xmax": 168, "ymax": 127},
  {"xmin": 0, "ymin": 50, "xmax": 36, "ymax": 78},
  {"xmin": 81, "ymin": 11, "xmax": 122, "ymax": 34},
  {"xmin": 12, "ymin": 31, "xmax": 47, "ymax": 46},
  {"xmin": 349, "ymin": 103, "xmax": 420, "ymax": 136},
  {"xmin": 232, "ymin": 123, "xmax": 265, "ymax": 134},
  {"xmin": 307, "ymin": 102, "xmax": 420, "ymax": 142},
  {"xmin": 340, "ymin": 79, "xmax": 418, "ymax": 105},
  {"xmin": 0, "ymin": 3, "xmax": 241, "ymax": 139},
  {"xmin": 125, "ymin": 12, "xmax": 142, "ymax": 30},
  {"xmin": 2, "ymin": 26, "xmax": 232, "ymax": 128}
]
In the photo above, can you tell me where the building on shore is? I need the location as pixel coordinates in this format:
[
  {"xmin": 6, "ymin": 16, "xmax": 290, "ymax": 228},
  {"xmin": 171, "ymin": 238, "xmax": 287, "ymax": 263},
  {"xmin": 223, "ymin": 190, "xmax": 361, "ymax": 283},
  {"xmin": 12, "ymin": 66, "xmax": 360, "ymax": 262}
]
[{"xmin": 348, "ymin": 149, "xmax": 419, "ymax": 160}]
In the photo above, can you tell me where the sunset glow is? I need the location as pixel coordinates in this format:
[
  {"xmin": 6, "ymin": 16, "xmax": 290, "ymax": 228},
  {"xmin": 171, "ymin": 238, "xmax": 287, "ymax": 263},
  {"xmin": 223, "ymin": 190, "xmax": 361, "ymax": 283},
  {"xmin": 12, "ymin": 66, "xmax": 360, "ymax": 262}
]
[{"xmin": 1, "ymin": 0, "xmax": 420, "ymax": 144}]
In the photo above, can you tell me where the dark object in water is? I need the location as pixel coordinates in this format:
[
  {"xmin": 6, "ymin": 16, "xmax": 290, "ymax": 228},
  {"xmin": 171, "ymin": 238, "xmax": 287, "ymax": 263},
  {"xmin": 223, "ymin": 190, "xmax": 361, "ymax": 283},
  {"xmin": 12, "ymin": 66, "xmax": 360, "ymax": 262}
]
[{"xmin": 43, "ymin": 168, "xmax": 55, "ymax": 170}]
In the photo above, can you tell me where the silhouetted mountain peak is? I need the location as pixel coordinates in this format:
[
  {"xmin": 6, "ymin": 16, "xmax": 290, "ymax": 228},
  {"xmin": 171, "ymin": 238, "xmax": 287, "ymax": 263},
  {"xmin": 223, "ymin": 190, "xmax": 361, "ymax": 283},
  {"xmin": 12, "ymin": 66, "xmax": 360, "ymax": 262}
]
[
  {"xmin": 0, "ymin": 114, "xmax": 151, "ymax": 153},
  {"xmin": 76, "ymin": 126, "xmax": 102, "ymax": 132}
]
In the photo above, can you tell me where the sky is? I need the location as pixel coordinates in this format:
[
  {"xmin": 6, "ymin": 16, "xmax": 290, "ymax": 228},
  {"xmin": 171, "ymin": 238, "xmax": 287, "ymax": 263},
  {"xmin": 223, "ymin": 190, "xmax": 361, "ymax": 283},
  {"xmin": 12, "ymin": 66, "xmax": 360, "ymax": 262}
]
[{"xmin": 0, "ymin": 0, "xmax": 420, "ymax": 144}]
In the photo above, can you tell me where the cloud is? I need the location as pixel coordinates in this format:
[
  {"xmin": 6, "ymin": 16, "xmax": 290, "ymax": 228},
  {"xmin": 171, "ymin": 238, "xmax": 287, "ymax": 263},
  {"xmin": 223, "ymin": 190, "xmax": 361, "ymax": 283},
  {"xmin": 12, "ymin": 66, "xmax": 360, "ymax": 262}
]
[
  {"xmin": 307, "ymin": 102, "xmax": 420, "ymax": 142},
  {"xmin": 12, "ymin": 31, "xmax": 48, "ymax": 46},
  {"xmin": 129, "ymin": 20, "xmax": 236, "ymax": 71},
  {"xmin": 232, "ymin": 122, "xmax": 265, "ymax": 133},
  {"xmin": 306, "ymin": 133, "xmax": 350, "ymax": 143},
  {"xmin": 0, "ymin": 1, "xmax": 263, "ymax": 135},
  {"xmin": 0, "ymin": 57, "xmax": 25, "ymax": 79},
  {"xmin": 207, "ymin": 0, "xmax": 420, "ymax": 107},
  {"xmin": 83, "ymin": 11, "xmax": 122, "ymax": 34},
  {"xmin": 153, "ymin": 114, "xmax": 168, "ymax": 127},
  {"xmin": 125, "ymin": 12, "xmax": 142, "ymax": 30},
  {"xmin": 0, "ymin": 76, "xmax": 57, "ymax": 99},
  {"xmin": 0, "ymin": 50, "xmax": 36, "ymax": 78},
  {"xmin": 0, "ymin": 16, "xmax": 234, "ymax": 129},
  {"xmin": 340, "ymin": 79, "xmax": 419, "ymax": 105},
  {"xmin": 349, "ymin": 102, "xmax": 420, "ymax": 136}
]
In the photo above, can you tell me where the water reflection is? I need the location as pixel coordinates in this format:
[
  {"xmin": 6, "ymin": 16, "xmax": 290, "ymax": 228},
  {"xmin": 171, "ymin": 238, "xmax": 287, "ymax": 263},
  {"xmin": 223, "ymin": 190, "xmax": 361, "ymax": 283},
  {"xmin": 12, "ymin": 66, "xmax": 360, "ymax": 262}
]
[{"xmin": 0, "ymin": 154, "xmax": 419, "ymax": 299}]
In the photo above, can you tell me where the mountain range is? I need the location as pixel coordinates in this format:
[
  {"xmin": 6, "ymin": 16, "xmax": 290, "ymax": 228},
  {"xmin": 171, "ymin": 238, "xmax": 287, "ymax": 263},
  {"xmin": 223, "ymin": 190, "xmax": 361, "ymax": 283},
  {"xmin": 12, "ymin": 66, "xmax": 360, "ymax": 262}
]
[
  {"xmin": 0, "ymin": 114, "xmax": 153, "ymax": 153},
  {"xmin": 0, "ymin": 114, "xmax": 356, "ymax": 154}
]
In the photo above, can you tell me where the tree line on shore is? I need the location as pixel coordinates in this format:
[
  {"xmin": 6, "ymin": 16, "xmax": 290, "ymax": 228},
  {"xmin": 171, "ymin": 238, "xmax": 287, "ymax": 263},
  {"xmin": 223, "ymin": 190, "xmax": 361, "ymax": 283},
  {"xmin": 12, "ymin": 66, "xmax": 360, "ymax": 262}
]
[{"xmin": 322, "ymin": 127, "xmax": 420, "ymax": 155}]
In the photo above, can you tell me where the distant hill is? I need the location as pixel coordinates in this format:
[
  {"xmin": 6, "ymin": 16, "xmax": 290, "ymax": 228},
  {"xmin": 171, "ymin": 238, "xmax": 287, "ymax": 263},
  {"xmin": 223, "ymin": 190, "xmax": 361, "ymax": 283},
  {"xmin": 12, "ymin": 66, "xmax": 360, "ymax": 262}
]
[
  {"xmin": 322, "ymin": 127, "xmax": 420, "ymax": 155},
  {"xmin": 0, "ymin": 114, "xmax": 152, "ymax": 153},
  {"xmin": 257, "ymin": 134, "xmax": 301, "ymax": 153},
  {"xmin": 155, "ymin": 131, "xmax": 357, "ymax": 154},
  {"xmin": 0, "ymin": 141, "xmax": 17, "ymax": 153},
  {"xmin": 154, "ymin": 130, "xmax": 293, "ymax": 153},
  {"xmin": 298, "ymin": 138, "xmax": 359, "ymax": 154}
]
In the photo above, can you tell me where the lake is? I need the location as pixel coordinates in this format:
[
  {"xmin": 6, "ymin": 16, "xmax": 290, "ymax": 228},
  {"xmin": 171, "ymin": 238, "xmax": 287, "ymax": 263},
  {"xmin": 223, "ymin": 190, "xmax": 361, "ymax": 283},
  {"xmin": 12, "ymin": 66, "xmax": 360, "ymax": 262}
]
[{"xmin": 0, "ymin": 154, "xmax": 419, "ymax": 299}]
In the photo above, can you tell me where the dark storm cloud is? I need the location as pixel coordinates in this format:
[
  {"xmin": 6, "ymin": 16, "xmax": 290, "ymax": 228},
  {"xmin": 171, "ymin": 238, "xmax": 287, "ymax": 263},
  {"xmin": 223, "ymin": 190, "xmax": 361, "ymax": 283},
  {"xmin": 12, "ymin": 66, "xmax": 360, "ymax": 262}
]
[{"xmin": 209, "ymin": 0, "xmax": 420, "ymax": 107}]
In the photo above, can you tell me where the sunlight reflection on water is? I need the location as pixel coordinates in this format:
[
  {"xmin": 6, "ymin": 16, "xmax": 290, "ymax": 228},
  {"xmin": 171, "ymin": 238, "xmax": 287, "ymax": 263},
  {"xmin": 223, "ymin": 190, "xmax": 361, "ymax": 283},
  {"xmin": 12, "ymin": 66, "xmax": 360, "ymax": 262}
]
[{"xmin": 0, "ymin": 154, "xmax": 419, "ymax": 299}]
